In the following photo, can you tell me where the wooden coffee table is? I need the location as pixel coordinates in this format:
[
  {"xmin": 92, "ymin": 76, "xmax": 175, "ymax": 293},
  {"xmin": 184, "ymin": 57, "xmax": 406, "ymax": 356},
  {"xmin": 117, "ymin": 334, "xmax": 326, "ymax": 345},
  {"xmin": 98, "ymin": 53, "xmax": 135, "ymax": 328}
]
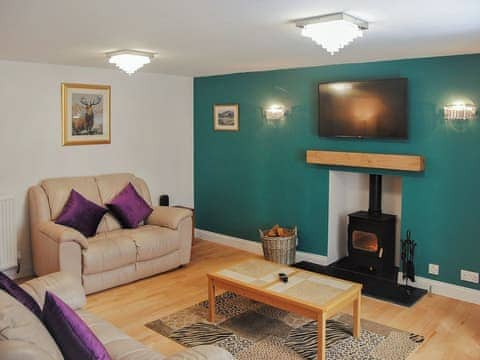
[{"xmin": 207, "ymin": 259, "xmax": 362, "ymax": 360}]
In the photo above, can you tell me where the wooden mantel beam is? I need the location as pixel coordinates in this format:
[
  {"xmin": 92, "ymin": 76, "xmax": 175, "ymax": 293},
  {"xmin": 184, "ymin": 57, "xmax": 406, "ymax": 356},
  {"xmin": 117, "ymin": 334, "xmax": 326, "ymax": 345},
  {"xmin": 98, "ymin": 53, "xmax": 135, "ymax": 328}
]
[{"xmin": 306, "ymin": 150, "xmax": 424, "ymax": 172}]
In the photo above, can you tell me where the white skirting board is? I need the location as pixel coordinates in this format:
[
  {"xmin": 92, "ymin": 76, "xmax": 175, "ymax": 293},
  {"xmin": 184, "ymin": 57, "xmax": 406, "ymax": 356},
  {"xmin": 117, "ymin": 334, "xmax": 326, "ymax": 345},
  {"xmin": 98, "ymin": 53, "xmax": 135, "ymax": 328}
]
[
  {"xmin": 397, "ymin": 272, "xmax": 480, "ymax": 305},
  {"xmin": 195, "ymin": 228, "xmax": 480, "ymax": 305},
  {"xmin": 194, "ymin": 229, "xmax": 328, "ymax": 265}
]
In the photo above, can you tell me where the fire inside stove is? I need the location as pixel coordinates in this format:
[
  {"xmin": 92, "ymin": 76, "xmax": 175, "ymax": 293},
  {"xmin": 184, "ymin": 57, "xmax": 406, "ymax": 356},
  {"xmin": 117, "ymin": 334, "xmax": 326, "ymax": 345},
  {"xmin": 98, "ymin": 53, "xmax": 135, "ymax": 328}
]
[{"xmin": 352, "ymin": 230, "xmax": 379, "ymax": 252}]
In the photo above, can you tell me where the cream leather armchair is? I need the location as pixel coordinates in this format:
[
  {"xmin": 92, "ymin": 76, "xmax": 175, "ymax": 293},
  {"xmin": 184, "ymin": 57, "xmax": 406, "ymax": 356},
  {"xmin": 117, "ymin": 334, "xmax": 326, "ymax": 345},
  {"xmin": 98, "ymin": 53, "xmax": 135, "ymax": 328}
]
[{"xmin": 29, "ymin": 173, "xmax": 193, "ymax": 294}]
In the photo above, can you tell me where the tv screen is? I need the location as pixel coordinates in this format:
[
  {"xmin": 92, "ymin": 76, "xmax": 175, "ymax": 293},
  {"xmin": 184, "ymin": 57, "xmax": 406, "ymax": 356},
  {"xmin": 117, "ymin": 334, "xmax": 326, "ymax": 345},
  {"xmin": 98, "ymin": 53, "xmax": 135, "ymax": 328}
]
[{"xmin": 318, "ymin": 78, "xmax": 408, "ymax": 139}]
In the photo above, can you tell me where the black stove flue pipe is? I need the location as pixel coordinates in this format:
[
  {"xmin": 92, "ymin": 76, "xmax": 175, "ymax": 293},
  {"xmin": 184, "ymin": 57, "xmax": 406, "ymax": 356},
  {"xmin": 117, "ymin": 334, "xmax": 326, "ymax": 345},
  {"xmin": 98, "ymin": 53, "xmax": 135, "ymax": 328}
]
[{"xmin": 368, "ymin": 174, "xmax": 382, "ymax": 216}]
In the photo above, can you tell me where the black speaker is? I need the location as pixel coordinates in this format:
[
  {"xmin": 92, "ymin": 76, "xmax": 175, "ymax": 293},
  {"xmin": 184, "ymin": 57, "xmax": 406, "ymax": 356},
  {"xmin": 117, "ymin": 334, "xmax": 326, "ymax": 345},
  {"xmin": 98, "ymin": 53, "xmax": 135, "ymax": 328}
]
[{"xmin": 159, "ymin": 194, "xmax": 169, "ymax": 206}]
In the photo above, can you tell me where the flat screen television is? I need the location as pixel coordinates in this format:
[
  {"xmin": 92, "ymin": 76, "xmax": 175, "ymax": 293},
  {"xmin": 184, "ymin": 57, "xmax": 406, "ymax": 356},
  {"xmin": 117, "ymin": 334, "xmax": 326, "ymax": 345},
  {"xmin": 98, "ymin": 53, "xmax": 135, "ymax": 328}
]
[{"xmin": 318, "ymin": 78, "xmax": 408, "ymax": 139}]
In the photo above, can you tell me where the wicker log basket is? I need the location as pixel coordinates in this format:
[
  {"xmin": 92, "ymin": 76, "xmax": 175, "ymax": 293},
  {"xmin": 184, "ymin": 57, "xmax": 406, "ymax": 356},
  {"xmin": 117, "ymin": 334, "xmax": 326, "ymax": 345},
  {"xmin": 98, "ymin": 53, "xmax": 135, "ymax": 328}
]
[{"xmin": 259, "ymin": 225, "xmax": 297, "ymax": 265}]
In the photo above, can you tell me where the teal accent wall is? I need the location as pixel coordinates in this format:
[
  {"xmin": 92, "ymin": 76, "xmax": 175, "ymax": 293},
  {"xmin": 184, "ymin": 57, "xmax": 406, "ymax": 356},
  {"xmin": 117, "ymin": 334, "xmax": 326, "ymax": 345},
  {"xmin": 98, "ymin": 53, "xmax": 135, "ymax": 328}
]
[{"xmin": 194, "ymin": 54, "xmax": 480, "ymax": 290}]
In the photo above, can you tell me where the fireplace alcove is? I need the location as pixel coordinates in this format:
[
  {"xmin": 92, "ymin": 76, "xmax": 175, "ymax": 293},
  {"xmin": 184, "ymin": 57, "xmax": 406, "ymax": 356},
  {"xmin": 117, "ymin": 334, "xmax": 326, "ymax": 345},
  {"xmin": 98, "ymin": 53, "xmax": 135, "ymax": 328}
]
[
  {"xmin": 296, "ymin": 150, "xmax": 427, "ymax": 306},
  {"xmin": 306, "ymin": 150, "xmax": 424, "ymax": 272},
  {"xmin": 328, "ymin": 172, "xmax": 400, "ymax": 280}
]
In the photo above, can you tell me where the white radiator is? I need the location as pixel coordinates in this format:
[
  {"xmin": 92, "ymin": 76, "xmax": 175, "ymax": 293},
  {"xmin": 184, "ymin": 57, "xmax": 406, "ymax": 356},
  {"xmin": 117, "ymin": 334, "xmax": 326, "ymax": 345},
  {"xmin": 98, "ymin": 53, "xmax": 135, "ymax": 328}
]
[{"xmin": 0, "ymin": 195, "xmax": 16, "ymax": 271}]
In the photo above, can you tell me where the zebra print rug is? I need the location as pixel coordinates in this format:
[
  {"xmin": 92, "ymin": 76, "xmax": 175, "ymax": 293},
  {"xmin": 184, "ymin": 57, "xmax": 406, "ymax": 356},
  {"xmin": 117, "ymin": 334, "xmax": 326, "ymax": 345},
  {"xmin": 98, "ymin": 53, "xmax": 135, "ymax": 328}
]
[{"xmin": 146, "ymin": 292, "xmax": 423, "ymax": 359}]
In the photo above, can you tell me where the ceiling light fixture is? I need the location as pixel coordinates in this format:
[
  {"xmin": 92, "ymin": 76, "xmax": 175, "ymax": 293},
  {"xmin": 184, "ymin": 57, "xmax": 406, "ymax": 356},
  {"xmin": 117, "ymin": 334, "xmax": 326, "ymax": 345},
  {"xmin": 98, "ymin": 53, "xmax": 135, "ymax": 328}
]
[
  {"xmin": 295, "ymin": 12, "xmax": 368, "ymax": 55},
  {"xmin": 106, "ymin": 50, "xmax": 155, "ymax": 75}
]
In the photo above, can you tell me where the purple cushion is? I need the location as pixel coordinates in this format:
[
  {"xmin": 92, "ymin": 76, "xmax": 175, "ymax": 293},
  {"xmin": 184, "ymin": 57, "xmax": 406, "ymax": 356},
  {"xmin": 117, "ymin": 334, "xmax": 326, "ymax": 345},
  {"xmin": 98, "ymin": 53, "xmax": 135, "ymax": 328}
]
[
  {"xmin": 0, "ymin": 272, "xmax": 42, "ymax": 318},
  {"xmin": 55, "ymin": 190, "xmax": 107, "ymax": 237},
  {"xmin": 42, "ymin": 291, "xmax": 111, "ymax": 360},
  {"xmin": 106, "ymin": 183, "xmax": 153, "ymax": 228}
]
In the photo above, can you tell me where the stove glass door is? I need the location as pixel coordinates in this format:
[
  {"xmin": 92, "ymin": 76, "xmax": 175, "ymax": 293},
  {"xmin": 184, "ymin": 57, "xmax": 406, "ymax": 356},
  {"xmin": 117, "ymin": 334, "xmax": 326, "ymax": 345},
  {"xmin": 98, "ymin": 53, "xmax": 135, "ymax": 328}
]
[{"xmin": 352, "ymin": 230, "xmax": 379, "ymax": 252}]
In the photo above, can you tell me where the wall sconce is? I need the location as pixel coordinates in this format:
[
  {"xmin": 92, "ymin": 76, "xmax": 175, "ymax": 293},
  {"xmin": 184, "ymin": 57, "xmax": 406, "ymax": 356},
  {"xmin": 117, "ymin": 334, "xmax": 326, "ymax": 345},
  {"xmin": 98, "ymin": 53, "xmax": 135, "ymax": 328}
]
[
  {"xmin": 444, "ymin": 103, "xmax": 476, "ymax": 120},
  {"xmin": 263, "ymin": 104, "xmax": 287, "ymax": 121}
]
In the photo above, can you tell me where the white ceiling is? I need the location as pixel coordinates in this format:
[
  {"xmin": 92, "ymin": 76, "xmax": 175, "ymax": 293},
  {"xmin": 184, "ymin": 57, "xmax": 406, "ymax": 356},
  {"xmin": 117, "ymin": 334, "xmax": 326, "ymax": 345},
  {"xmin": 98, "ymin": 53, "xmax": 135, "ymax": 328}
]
[{"xmin": 1, "ymin": 0, "xmax": 479, "ymax": 77}]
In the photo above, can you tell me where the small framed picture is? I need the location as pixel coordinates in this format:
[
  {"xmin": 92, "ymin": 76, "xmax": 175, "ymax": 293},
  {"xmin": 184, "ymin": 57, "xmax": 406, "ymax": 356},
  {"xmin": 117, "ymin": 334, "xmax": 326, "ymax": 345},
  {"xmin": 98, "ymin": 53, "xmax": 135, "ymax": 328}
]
[
  {"xmin": 61, "ymin": 83, "xmax": 111, "ymax": 145},
  {"xmin": 213, "ymin": 104, "xmax": 239, "ymax": 131}
]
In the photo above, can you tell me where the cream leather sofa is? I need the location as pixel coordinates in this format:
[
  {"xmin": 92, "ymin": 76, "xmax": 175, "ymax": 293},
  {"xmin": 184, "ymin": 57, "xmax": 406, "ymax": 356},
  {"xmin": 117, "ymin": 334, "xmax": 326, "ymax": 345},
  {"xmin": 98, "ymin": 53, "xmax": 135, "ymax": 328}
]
[
  {"xmin": 29, "ymin": 173, "xmax": 193, "ymax": 294},
  {"xmin": 0, "ymin": 272, "xmax": 232, "ymax": 360}
]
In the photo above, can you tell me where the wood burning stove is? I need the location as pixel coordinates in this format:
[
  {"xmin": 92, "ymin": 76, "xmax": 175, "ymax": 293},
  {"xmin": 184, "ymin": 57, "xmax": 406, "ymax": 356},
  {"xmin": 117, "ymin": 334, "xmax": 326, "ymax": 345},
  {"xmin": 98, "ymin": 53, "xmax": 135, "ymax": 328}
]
[{"xmin": 347, "ymin": 175, "xmax": 396, "ymax": 274}]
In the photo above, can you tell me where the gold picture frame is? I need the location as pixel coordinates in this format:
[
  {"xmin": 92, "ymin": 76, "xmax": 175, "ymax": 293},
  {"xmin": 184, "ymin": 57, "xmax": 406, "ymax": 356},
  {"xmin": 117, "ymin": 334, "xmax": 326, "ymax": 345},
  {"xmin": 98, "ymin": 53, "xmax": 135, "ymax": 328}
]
[
  {"xmin": 213, "ymin": 104, "xmax": 239, "ymax": 131},
  {"xmin": 61, "ymin": 83, "xmax": 111, "ymax": 145}
]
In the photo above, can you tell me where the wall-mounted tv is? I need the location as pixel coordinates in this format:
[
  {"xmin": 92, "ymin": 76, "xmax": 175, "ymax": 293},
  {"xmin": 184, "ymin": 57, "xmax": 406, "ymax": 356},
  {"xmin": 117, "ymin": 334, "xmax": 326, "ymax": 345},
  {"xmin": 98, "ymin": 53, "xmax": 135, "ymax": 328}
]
[{"xmin": 318, "ymin": 78, "xmax": 408, "ymax": 139}]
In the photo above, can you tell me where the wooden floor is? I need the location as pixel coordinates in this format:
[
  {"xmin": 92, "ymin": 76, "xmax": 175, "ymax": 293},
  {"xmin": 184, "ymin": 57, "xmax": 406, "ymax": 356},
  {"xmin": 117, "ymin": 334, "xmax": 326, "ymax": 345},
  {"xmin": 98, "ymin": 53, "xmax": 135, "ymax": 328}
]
[{"xmin": 86, "ymin": 239, "xmax": 480, "ymax": 359}]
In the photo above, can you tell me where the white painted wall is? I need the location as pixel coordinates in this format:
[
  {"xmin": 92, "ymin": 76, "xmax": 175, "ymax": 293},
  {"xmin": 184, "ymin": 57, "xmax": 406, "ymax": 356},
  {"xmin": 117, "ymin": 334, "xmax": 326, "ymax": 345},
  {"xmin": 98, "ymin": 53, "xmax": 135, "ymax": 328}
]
[
  {"xmin": 328, "ymin": 171, "xmax": 402, "ymax": 265},
  {"xmin": 0, "ymin": 60, "xmax": 193, "ymax": 278}
]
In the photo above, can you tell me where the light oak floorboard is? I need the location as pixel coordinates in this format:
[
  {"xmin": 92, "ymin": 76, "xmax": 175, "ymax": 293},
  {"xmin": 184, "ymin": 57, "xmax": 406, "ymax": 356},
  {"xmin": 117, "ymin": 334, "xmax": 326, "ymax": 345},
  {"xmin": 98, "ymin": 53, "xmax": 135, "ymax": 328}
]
[{"xmin": 86, "ymin": 239, "xmax": 480, "ymax": 359}]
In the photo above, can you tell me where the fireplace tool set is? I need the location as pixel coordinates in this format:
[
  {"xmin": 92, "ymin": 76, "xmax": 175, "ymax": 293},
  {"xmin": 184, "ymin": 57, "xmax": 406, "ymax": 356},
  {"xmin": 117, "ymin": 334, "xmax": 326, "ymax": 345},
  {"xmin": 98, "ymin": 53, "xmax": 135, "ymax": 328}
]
[{"xmin": 401, "ymin": 230, "xmax": 416, "ymax": 293}]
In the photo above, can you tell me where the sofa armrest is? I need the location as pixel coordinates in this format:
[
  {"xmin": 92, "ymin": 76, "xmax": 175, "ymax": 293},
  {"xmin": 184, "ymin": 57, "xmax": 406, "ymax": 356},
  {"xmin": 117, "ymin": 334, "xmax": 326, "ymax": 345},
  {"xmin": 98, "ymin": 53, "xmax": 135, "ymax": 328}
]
[
  {"xmin": 165, "ymin": 345, "xmax": 233, "ymax": 360},
  {"xmin": 21, "ymin": 272, "xmax": 86, "ymax": 310},
  {"xmin": 146, "ymin": 206, "xmax": 192, "ymax": 230},
  {"xmin": 38, "ymin": 221, "xmax": 88, "ymax": 249},
  {"xmin": 0, "ymin": 340, "xmax": 55, "ymax": 360}
]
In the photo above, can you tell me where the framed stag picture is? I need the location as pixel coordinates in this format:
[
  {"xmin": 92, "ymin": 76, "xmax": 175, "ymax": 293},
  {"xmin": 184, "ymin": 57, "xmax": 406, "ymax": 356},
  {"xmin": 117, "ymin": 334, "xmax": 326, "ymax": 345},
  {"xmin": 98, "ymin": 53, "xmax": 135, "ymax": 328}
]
[
  {"xmin": 213, "ymin": 104, "xmax": 239, "ymax": 131},
  {"xmin": 61, "ymin": 83, "xmax": 111, "ymax": 145}
]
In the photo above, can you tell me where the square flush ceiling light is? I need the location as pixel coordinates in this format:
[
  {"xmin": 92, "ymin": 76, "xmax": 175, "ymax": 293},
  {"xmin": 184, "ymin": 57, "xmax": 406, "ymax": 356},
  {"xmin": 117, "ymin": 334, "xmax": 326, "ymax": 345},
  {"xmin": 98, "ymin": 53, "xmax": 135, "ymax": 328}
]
[
  {"xmin": 295, "ymin": 12, "xmax": 368, "ymax": 55},
  {"xmin": 106, "ymin": 50, "xmax": 156, "ymax": 75}
]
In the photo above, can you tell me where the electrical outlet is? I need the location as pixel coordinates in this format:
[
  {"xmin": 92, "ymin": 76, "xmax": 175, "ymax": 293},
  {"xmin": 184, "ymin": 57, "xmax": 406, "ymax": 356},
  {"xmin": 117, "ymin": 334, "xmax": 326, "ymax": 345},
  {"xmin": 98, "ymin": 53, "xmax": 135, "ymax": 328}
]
[
  {"xmin": 460, "ymin": 270, "xmax": 479, "ymax": 284},
  {"xmin": 428, "ymin": 264, "xmax": 439, "ymax": 275}
]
